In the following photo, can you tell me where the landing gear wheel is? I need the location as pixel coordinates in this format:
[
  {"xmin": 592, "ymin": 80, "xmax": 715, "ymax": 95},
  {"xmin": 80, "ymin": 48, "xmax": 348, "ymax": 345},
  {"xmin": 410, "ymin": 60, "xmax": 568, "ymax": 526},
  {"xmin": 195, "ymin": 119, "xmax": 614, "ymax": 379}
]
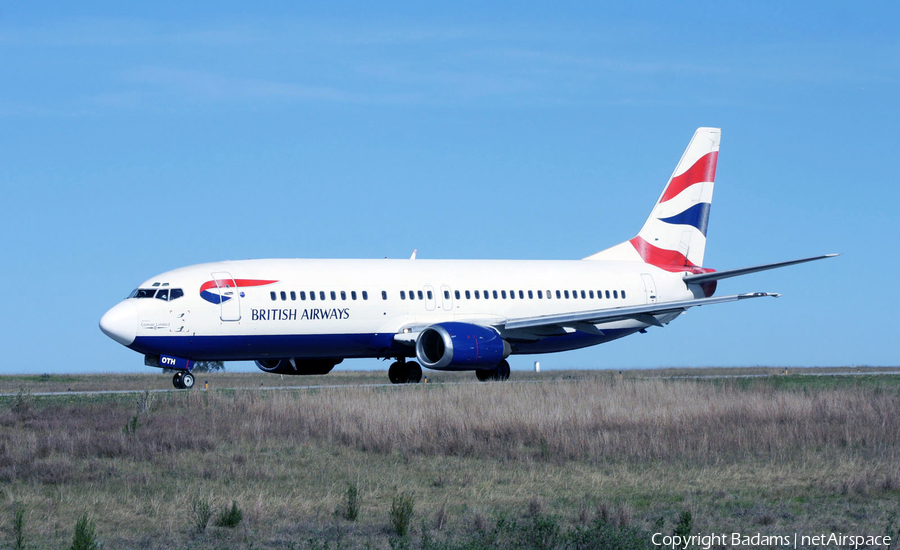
[
  {"xmin": 181, "ymin": 372, "xmax": 195, "ymax": 389},
  {"xmin": 407, "ymin": 362, "xmax": 422, "ymax": 383},
  {"xmin": 172, "ymin": 372, "xmax": 184, "ymax": 389},
  {"xmin": 389, "ymin": 361, "xmax": 409, "ymax": 384},
  {"xmin": 475, "ymin": 360, "xmax": 511, "ymax": 382},
  {"xmin": 495, "ymin": 360, "xmax": 510, "ymax": 381}
]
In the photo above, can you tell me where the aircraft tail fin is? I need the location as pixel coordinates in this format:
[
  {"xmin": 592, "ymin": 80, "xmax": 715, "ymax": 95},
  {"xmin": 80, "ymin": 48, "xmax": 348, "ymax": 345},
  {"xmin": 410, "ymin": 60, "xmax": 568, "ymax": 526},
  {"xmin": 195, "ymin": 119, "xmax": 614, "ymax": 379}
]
[{"xmin": 584, "ymin": 127, "xmax": 720, "ymax": 270}]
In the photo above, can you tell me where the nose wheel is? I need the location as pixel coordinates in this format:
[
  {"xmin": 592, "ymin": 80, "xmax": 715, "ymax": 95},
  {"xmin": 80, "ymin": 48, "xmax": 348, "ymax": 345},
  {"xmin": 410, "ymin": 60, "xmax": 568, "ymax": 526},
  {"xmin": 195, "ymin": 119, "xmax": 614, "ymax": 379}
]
[{"xmin": 172, "ymin": 372, "xmax": 195, "ymax": 390}]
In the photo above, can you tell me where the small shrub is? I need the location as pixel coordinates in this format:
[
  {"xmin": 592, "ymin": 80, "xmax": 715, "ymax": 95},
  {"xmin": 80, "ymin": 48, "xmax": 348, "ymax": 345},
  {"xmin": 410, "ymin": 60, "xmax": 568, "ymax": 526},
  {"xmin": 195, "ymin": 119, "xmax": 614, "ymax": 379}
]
[
  {"xmin": 215, "ymin": 500, "xmax": 243, "ymax": 528},
  {"xmin": 70, "ymin": 513, "xmax": 100, "ymax": 550},
  {"xmin": 12, "ymin": 387, "xmax": 32, "ymax": 413},
  {"xmin": 13, "ymin": 505, "xmax": 26, "ymax": 550},
  {"xmin": 341, "ymin": 481, "xmax": 360, "ymax": 521},
  {"xmin": 389, "ymin": 493, "xmax": 415, "ymax": 537},
  {"xmin": 528, "ymin": 498, "xmax": 544, "ymax": 517},
  {"xmin": 433, "ymin": 503, "xmax": 447, "ymax": 531},
  {"xmin": 123, "ymin": 415, "xmax": 140, "ymax": 435},
  {"xmin": 191, "ymin": 497, "xmax": 212, "ymax": 533},
  {"xmin": 673, "ymin": 510, "xmax": 693, "ymax": 538},
  {"xmin": 137, "ymin": 391, "xmax": 154, "ymax": 414}
]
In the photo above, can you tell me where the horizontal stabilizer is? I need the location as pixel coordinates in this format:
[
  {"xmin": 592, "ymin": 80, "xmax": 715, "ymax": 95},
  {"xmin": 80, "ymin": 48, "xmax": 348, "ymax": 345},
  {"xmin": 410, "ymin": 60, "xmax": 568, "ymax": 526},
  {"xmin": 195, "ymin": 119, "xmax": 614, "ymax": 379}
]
[{"xmin": 683, "ymin": 254, "xmax": 839, "ymax": 285}]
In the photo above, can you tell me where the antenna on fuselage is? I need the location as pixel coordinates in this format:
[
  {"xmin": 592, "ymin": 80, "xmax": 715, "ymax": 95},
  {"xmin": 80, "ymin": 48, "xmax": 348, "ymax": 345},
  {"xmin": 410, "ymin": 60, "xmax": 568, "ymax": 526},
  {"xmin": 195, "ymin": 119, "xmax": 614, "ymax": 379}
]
[{"xmin": 410, "ymin": 249, "xmax": 417, "ymax": 260}]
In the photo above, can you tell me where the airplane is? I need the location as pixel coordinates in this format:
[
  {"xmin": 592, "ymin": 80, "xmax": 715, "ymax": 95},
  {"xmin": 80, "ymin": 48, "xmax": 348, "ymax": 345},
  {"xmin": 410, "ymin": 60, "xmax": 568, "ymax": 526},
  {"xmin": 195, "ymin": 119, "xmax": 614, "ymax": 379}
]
[{"xmin": 99, "ymin": 127, "xmax": 836, "ymax": 389}]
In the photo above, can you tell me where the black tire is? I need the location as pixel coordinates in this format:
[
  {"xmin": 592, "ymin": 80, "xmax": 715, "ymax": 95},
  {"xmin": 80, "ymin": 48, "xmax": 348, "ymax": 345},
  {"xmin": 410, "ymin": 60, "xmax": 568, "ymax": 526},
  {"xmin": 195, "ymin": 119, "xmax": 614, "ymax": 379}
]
[
  {"xmin": 388, "ymin": 361, "xmax": 408, "ymax": 384},
  {"xmin": 475, "ymin": 369, "xmax": 492, "ymax": 382},
  {"xmin": 182, "ymin": 372, "xmax": 195, "ymax": 389},
  {"xmin": 172, "ymin": 372, "xmax": 184, "ymax": 389},
  {"xmin": 407, "ymin": 362, "xmax": 422, "ymax": 383},
  {"xmin": 495, "ymin": 360, "xmax": 511, "ymax": 381}
]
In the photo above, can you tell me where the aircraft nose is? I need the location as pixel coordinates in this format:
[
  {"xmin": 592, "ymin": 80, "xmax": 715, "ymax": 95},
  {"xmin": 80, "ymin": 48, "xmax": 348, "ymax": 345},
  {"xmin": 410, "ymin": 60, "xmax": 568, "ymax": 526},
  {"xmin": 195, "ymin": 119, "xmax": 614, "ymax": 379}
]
[{"xmin": 99, "ymin": 301, "xmax": 137, "ymax": 346}]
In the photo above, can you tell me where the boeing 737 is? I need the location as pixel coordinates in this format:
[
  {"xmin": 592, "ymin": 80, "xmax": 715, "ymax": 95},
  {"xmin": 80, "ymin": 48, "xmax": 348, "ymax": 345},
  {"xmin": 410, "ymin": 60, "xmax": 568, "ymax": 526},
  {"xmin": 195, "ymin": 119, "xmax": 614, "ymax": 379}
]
[{"xmin": 100, "ymin": 128, "xmax": 836, "ymax": 389}]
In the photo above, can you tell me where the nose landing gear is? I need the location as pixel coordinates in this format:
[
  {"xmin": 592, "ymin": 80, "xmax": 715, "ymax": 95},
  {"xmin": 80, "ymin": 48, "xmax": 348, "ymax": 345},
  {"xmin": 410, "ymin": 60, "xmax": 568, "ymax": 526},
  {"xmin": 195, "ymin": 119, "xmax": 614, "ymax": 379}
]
[{"xmin": 172, "ymin": 371, "xmax": 195, "ymax": 390}]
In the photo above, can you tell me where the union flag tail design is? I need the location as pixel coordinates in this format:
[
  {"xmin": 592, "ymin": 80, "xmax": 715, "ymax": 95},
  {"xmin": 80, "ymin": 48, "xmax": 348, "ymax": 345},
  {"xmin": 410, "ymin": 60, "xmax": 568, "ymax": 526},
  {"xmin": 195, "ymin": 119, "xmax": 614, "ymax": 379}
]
[{"xmin": 585, "ymin": 127, "xmax": 720, "ymax": 270}]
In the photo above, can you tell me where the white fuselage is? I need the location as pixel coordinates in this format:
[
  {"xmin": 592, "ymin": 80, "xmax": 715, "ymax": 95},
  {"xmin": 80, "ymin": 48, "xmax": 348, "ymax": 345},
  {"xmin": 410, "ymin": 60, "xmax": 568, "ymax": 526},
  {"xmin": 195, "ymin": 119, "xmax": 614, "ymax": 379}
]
[{"xmin": 102, "ymin": 258, "xmax": 701, "ymax": 364}]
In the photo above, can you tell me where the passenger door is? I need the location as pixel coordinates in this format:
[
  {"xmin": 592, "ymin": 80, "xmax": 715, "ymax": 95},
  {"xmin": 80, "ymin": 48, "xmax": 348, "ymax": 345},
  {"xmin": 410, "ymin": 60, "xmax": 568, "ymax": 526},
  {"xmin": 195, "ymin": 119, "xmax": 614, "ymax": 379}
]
[
  {"xmin": 640, "ymin": 273, "xmax": 658, "ymax": 304},
  {"xmin": 211, "ymin": 271, "xmax": 241, "ymax": 321}
]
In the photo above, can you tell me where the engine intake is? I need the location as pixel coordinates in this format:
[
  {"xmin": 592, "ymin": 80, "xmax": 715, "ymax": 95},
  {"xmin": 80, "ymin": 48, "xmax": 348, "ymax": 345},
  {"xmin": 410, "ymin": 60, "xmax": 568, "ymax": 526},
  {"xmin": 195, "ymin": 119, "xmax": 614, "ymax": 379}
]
[
  {"xmin": 254, "ymin": 358, "xmax": 342, "ymax": 375},
  {"xmin": 415, "ymin": 322, "xmax": 510, "ymax": 370}
]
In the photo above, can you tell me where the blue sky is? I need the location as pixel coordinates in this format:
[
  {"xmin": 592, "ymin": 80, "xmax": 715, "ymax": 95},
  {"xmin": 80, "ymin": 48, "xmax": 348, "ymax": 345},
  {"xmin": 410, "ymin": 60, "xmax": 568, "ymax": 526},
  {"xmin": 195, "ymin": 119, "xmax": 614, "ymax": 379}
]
[{"xmin": 2, "ymin": 2, "xmax": 898, "ymax": 373}]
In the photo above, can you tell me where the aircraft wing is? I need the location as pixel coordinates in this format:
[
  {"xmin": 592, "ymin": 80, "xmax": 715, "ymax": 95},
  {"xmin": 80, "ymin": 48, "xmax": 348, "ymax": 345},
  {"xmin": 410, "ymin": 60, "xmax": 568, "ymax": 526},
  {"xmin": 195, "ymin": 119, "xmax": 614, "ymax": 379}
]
[{"xmin": 500, "ymin": 292, "xmax": 779, "ymax": 331}]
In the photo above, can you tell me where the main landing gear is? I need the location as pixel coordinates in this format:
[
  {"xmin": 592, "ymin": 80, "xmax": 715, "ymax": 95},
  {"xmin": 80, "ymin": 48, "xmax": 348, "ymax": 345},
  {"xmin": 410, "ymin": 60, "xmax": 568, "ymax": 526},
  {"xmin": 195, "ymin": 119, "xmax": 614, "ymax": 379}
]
[
  {"xmin": 173, "ymin": 371, "xmax": 195, "ymax": 390},
  {"xmin": 476, "ymin": 360, "xmax": 510, "ymax": 382},
  {"xmin": 388, "ymin": 360, "xmax": 422, "ymax": 384}
]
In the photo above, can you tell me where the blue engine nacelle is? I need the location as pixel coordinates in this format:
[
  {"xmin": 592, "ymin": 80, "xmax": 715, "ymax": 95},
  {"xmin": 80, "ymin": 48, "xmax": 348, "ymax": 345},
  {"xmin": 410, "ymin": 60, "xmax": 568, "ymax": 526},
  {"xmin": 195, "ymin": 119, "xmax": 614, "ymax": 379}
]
[
  {"xmin": 254, "ymin": 358, "xmax": 342, "ymax": 375},
  {"xmin": 415, "ymin": 322, "xmax": 511, "ymax": 370}
]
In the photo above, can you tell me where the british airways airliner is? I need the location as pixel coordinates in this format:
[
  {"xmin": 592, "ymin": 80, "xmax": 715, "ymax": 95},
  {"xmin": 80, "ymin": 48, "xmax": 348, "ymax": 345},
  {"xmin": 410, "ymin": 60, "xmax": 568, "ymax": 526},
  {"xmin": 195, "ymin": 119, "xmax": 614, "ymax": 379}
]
[{"xmin": 100, "ymin": 128, "xmax": 835, "ymax": 389}]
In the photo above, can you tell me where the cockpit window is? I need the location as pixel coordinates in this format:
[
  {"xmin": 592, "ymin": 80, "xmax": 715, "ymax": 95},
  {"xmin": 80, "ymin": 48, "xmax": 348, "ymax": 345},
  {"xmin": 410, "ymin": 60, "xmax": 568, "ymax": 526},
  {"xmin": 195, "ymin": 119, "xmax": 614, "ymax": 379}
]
[{"xmin": 131, "ymin": 287, "xmax": 183, "ymax": 300}]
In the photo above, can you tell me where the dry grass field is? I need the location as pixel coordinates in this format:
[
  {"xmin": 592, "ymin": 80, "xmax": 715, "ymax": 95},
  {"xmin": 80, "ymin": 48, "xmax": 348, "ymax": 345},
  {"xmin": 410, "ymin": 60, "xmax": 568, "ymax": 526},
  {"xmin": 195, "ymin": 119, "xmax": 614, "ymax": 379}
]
[{"xmin": 1, "ymin": 369, "xmax": 899, "ymax": 549}]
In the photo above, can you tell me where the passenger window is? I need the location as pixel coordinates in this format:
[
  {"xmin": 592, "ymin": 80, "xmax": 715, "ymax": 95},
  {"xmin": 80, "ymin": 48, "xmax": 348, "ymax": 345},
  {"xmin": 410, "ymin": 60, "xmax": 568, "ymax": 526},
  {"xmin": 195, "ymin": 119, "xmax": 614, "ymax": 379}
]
[
  {"xmin": 270, "ymin": 291, "xmax": 276, "ymax": 301},
  {"xmin": 300, "ymin": 291, "xmax": 307, "ymax": 301},
  {"xmin": 425, "ymin": 290, "xmax": 431, "ymax": 300},
  {"xmin": 169, "ymin": 288, "xmax": 184, "ymax": 300},
  {"xmin": 451, "ymin": 290, "xmax": 457, "ymax": 300},
  {"xmin": 280, "ymin": 291, "xmax": 286, "ymax": 301},
  {"xmin": 418, "ymin": 290, "xmax": 425, "ymax": 300},
  {"xmin": 319, "ymin": 291, "xmax": 326, "ymax": 301},
  {"xmin": 589, "ymin": 290, "xmax": 594, "ymax": 299},
  {"xmin": 537, "ymin": 290, "xmax": 543, "ymax": 299},
  {"xmin": 156, "ymin": 289, "xmax": 169, "ymax": 301},
  {"xmin": 605, "ymin": 290, "xmax": 610, "ymax": 299},
  {"xmin": 527, "ymin": 290, "xmax": 533, "ymax": 299},
  {"xmin": 556, "ymin": 290, "xmax": 561, "ymax": 299},
  {"xmin": 341, "ymin": 291, "xmax": 347, "ymax": 300},
  {"xmin": 614, "ymin": 290, "xmax": 619, "ymax": 299},
  {"xmin": 310, "ymin": 291, "xmax": 316, "ymax": 301},
  {"xmin": 474, "ymin": 290, "xmax": 480, "ymax": 299},
  {"xmin": 290, "ymin": 291, "xmax": 296, "ymax": 301},
  {"xmin": 330, "ymin": 291, "xmax": 336, "ymax": 300},
  {"xmin": 465, "ymin": 290, "xmax": 471, "ymax": 299},
  {"xmin": 501, "ymin": 290, "xmax": 507, "ymax": 299},
  {"xmin": 519, "ymin": 290, "xmax": 524, "ymax": 299},
  {"xmin": 362, "ymin": 291, "xmax": 368, "ymax": 300},
  {"xmin": 351, "ymin": 291, "xmax": 357, "ymax": 300},
  {"xmin": 400, "ymin": 291, "xmax": 406, "ymax": 300},
  {"xmin": 622, "ymin": 290, "xmax": 626, "ymax": 299},
  {"xmin": 492, "ymin": 290, "xmax": 498, "ymax": 299},
  {"xmin": 409, "ymin": 290, "xmax": 415, "ymax": 300},
  {"xmin": 484, "ymin": 290, "xmax": 490, "ymax": 299},
  {"xmin": 580, "ymin": 290, "xmax": 585, "ymax": 299},
  {"xmin": 381, "ymin": 291, "xmax": 387, "ymax": 300},
  {"xmin": 564, "ymin": 290, "xmax": 570, "ymax": 299}
]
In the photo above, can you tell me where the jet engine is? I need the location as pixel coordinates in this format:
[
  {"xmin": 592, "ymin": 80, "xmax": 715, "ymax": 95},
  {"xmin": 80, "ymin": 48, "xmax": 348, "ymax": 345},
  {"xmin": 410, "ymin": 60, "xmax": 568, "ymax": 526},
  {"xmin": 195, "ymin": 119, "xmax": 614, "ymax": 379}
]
[
  {"xmin": 415, "ymin": 322, "xmax": 510, "ymax": 370},
  {"xmin": 254, "ymin": 358, "xmax": 342, "ymax": 375}
]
